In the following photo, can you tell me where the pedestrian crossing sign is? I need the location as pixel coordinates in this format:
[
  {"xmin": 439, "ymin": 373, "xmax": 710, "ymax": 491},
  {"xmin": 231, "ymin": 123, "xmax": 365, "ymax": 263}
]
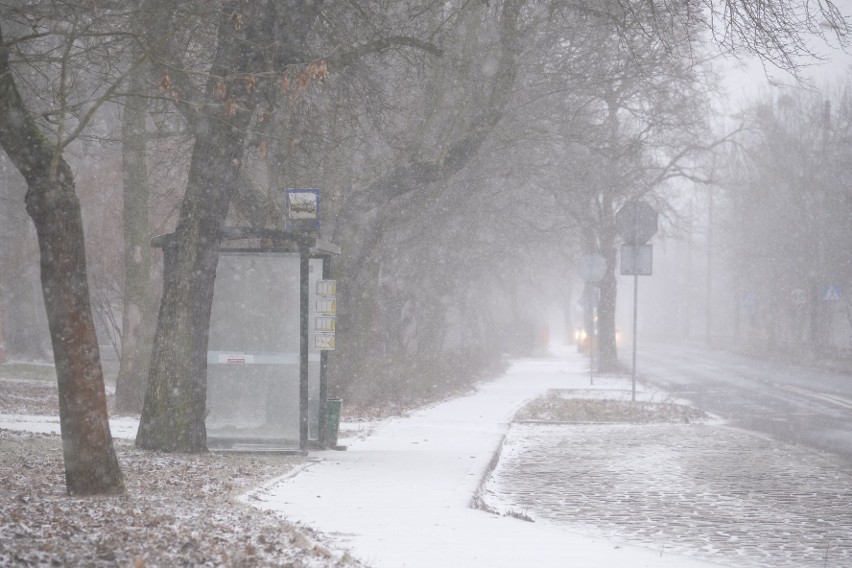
[{"xmin": 823, "ymin": 285, "xmax": 842, "ymax": 302}]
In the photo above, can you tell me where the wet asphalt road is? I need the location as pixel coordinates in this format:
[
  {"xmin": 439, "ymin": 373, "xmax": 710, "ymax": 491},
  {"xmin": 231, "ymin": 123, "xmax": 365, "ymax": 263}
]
[
  {"xmin": 489, "ymin": 422, "xmax": 852, "ymax": 568},
  {"xmin": 485, "ymin": 346, "xmax": 852, "ymax": 567},
  {"xmin": 633, "ymin": 343, "xmax": 852, "ymax": 463}
]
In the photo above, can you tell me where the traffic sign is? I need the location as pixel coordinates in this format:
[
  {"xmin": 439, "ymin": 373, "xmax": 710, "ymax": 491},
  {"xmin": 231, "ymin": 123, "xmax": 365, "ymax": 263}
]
[
  {"xmin": 823, "ymin": 285, "xmax": 842, "ymax": 302},
  {"xmin": 740, "ymin": 292, "xmax": 758, "ymax": 313},
  {"xmin": 617, "ymin": 203, "xmax": 657, "ymax": 405},
  {"xmin": 284, "ymin": 188, "xmax": 321, "ymax": 232},
  {"xmin": 577, "ymin": 254, "xmax": 607, "ymax": 282},
  {"xmin": 314, "ymin": 279, "xmax": 337, "ymax": 349},
  {"xmin": 789, "ymin": 288, "xmax": 807, "ymax": 306},
  {"xmin": 616, "ymin": 200, "xmax": 658, "ymax": 244},
  {"xmin": 620, "ymin": 244, "xmax": 653, "ymax": 275}
]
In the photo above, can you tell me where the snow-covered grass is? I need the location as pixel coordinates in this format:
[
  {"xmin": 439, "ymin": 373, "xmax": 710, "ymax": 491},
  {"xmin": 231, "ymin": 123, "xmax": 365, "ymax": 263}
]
[
  {"xmin": 0, "ymin": 369, "xmax": 365, "ymax": 567},
  {"xmin": 514, "ymin": 389, "xmax": 710, "ymax": 423},
  {"xmin": 0, "ymin": 429, "xmax": 365, "ymax": 567},
  {"xmin": 0, "ymin": 361, "xmax": 56, "ymax": 382}
]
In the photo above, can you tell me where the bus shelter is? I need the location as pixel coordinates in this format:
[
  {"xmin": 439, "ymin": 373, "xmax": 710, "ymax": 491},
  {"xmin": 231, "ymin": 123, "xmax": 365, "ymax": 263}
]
[{"xmin": 154, "ymin": 227, "xmax": 338, "ymax": 452}]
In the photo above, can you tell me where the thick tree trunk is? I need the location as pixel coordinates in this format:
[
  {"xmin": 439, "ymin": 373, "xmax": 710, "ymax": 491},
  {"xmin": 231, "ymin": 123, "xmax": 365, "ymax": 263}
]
[
  {"xmin": 0, "ymin": 299, "xmax": 6, "ymax": 363},
  {"xmin": 115, "ymin": 67, "xmax": 153, "ymax": 414},
  {"xmin": 135, "ymin": 5, "xmax": 254, "ymax": 452},
  {"xmin": 135, "ymin": 130, "xmax": 241, "ymax": 451},
  {"xmin": 0, "ymin": 26, "xmax": 124, "ymax": 494},
  {"xmin": 27, "ymin": 176, "xmax": 126, "ymax": 493},
  {"xmin": 595, "ymin": 193, "xmax": 620, "ymax": 372},
  {"xmin": 596, "ymin": 97, "xmax": 622, "ymax": 372},
  {"xmin": 596, "ymin": 249, "xmax": 619, "ymax": 370}
]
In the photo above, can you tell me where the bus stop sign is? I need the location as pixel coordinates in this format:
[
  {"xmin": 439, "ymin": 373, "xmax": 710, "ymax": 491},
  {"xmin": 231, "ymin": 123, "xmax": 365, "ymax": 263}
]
[{"xmin": 616, "ymin": 200, "xmax": 658, "ymax": 244}]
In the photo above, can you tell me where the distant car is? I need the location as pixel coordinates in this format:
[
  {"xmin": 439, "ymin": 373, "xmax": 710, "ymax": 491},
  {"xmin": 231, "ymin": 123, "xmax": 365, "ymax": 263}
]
[
  {"xmin": 574, "ymin": 327, "xmax": 621, "ymax": 354},
  {"xmin": 575, "ymin": 327, "xmax": 592, "ymax": 354}
]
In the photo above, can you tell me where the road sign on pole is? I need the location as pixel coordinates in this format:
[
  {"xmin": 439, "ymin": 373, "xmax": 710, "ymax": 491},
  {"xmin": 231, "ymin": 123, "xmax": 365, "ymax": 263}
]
[
  {"xmin": 616, "ymin": 200, "xmax": 658, "ymax": 244},
  {"xmin": 615, "ymin": 200, "xmax": 658, "ymax": 402},
  {"xmin": 620, "ymin": 244, "xmax": 653, "ymax": 275}
]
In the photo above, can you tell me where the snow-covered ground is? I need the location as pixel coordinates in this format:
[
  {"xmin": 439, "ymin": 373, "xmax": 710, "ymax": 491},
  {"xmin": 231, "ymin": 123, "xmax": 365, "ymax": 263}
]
[
  {"xmin": 10, "ymin": 347, "xmax": 847, "ymax": 567},
  {"xmin": 0, "ymin": 413, "xmax": 139, "ymax": 439},
  {"xmin": 242, "ymin": 350, "xmax": 728, "ymax": 568}
]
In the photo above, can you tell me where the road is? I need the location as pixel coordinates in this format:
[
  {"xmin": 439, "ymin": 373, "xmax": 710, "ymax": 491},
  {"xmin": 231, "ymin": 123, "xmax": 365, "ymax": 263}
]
[{"xmin": 633, "ymin": 343, "xmax": 852, "ymax": 463}]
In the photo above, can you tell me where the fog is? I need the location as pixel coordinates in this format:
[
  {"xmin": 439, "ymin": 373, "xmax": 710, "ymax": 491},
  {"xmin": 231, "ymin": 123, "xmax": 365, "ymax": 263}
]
[{"xmin": 2, "ymin": 1, "xmax": 852, "ymax": 566}]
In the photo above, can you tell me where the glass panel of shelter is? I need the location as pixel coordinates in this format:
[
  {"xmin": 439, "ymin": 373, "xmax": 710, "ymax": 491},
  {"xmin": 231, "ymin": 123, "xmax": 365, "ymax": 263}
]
[{"xmin": 206, "ymin": 252, "xmax": 321, "ymax": 451}]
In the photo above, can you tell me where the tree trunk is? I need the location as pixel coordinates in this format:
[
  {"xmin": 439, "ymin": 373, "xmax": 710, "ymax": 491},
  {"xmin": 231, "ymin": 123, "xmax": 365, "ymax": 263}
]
[
  {"xmin": 596, "ymin": 191, "xmax": 620, "ymax": 372},
  {"xmin": 115, "ymin": 63, "xmax": 153, "ymax": 414},
  {"xmin": 596, "ymin": 249, "xmax": 619, "ymax": 370},
  {"xmin": 27, "ymin": 175, "xmax": 126, "ymax": 494},
  {"xmin": 135, "ymin": 130, "xmax": 241, "ymax": 451},
  {"xmin": 135, "ymin": 5, "xmax": 253, "ymax": 452},
  {"xmin": 0, "ymin": 298, "xmax": 6, "ymax": 363},
  {"xmin": 596, "ymin": 96, "xmax": 622, "ymax": 372},
  {"xmin": 0, "ymin": 26, "xmax": 124, "ymax": 494}
]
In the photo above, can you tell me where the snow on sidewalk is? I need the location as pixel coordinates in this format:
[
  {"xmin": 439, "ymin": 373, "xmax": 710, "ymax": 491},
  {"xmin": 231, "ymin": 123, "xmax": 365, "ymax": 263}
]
[{"xmin": 242, "ymin": 353, "xmax": 728, "ymax": 568}]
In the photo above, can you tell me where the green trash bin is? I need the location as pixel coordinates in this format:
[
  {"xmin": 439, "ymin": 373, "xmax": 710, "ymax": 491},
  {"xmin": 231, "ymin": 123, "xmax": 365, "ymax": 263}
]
[{"xmin": 326, "ymin": 398, "xmax": 343, "ymax": 448}]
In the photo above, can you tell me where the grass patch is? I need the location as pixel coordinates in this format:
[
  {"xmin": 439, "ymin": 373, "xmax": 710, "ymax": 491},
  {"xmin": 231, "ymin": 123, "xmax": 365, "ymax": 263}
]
[
  {"xmin": 515, "ymin": 391, "xmax": 708, "ymax": 424},
  {"xmin": 0, "ymin": 362, "xmax": 56, "ymax": 382}
]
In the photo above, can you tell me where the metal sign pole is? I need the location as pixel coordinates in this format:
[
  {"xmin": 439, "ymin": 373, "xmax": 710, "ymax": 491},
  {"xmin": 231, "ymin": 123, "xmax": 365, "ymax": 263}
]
[
  {"xmin": 299, "ymin": 248, "xmax": 310, "ymax": 450},
  {"xmin": 319, "ymin": 256, "xmax": 330, "ymax": 447},
  {"xmin": 631, "ymin": 240, "xmax": 639, "ymax": 402},
  {"xmin": 589, "ymin": 288, "xmax": 595, "ymax": 386},
  {"xmin": 578, "ymin": 255, "xmax": 606, "ymax": 386},
  {"xmin": 616, "ymin": 200, "xmax": 657, "ymax": 403}
]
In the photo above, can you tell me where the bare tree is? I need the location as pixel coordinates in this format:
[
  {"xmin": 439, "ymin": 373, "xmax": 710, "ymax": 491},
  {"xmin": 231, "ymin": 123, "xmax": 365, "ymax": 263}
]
[
  {"xmin": 328, "ymin": 0, "xmax": 525, "ymax": 397},
  {"xmin": 129, "ymin": 0, "xmax": 848, "ymax": 448},
  {"xmin": 256, "ymin": 0, "xmax": 849, "ymax": 390},
  {"xmin": 536, "ymin": 0, "xmax": 849, "ymax": 370},
  {"xmin": 721, "ymin": 87, "xmax": 852, "ymax": 358},
  {"xmin": 0, "ymin": 18, "xmax": 124, "ymax": 494}
]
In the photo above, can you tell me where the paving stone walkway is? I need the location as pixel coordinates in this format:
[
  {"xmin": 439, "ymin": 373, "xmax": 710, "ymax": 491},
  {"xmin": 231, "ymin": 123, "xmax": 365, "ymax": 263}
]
[{"xmin": 484, "ymin": 423, "xmax": 852, "ymax": 568}]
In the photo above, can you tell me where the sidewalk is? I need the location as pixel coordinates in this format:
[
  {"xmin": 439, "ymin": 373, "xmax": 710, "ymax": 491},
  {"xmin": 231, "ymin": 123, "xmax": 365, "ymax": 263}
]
[{"xmin": 243, "ymin": 351, "xmax": 727, "ymax": 568}]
